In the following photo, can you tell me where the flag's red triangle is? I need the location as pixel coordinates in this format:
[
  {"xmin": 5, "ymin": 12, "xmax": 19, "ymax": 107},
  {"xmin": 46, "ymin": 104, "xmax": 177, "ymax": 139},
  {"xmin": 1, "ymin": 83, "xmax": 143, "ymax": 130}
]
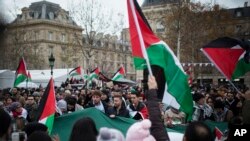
[
  {"xmin": 94, "ymin": 68, "xmax": 100, "ymax": 74},
  {"xmin": 127, "ymin": 0, "xmax": 160, "ymax": 58},
  {"xmin": 214, "ymin": 127, "xmax": 223, "ymax": 140},
  {"xmin": 16, "ymin": 58, "xmax": 28, "ymax": 76},
  {"xmin": 76, "ymin": 66, "xmax": 81, "ymax": 75},
  {"xmin": 119, "ymin": 66, "xmax": 125, "ymax": 75},
  {"xmin": 202, "ymin": 48, "xmax": 244, "ymax": 80}
]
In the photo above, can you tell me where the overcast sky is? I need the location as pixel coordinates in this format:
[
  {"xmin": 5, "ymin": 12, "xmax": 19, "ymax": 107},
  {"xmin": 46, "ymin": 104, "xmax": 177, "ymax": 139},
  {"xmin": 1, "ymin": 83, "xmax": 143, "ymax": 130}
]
[
  {"xmin": 0, "ymin": 0, "xmax": 249, "ymax": 31},
  {"xmin": 1, "ymin": 0, "xmax": 249, "ymax": 20}
]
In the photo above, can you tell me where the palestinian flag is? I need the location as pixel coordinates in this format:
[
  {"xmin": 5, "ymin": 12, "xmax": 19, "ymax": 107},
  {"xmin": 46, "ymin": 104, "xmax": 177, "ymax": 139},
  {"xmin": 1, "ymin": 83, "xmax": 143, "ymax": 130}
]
[
  {"xmin": 89, "ymin": 67, "xmax": 100, "ymax": 80},
  {"xmin": 201, "ymin": 37, "xmax": 250, "ymax": 80},
  {"xmin": 37, "ymin": 77, "xmax": 56, "ymax": 134},
  {"xmin": 14, "ymin": 58, "xmax": 28, "ymax": 87},
  {"xmin": 69, "ymin": 66, "xmax": 82, "ymax": 77},
  {"xmin": 99, "ymin": 72, "xmax": 111, "ymax": 82},
  {"xmin": 127, "ymin": 0, "xmax": 193, "ymax": 120},
  {"xmin": 112, "ymin": 66, "xmax": 125, "ymax": 81},
  {"xmin": 27, "ymin": 71, "xmax": 32, "ymax": 82}
]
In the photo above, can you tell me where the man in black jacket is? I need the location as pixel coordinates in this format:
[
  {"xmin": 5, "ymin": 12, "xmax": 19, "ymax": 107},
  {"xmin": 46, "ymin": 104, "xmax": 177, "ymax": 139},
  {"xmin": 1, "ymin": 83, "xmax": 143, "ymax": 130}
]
[{"xmin": 107, "ymin": 94, "xmax": 130, "ymax": 118}]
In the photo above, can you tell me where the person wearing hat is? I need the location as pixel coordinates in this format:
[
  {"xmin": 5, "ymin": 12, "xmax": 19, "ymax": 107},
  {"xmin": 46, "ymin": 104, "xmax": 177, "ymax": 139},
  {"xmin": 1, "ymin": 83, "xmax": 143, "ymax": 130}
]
[
  {"xmin": 127, "ymin": 89, "xmax": 148, "ymax": 120},
  {"xmin": 32, "ymin": 92, "xmax": 41, "ymax": 105},
  {"xmin": 9, "ymin": 102, "xmax": 28, "ymax": 120}
]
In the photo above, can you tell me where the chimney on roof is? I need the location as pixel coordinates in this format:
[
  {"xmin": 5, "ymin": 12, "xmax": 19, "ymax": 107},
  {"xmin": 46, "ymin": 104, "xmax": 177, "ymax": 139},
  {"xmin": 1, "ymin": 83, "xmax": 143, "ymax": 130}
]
[
  {"xmin": 244, "ymin": 2, "xmax": 248, "ymax": 7},
  {"xmin": 41, "ymin": 3, "xmax": 46, "ymax": 19}
]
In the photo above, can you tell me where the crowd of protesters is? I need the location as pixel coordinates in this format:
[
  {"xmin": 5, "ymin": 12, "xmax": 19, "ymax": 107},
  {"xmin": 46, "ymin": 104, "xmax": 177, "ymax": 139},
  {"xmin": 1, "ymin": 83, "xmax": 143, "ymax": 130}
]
[{"xmin": 0, "ymin": 77, "xmax": 250, "ymax": 141}]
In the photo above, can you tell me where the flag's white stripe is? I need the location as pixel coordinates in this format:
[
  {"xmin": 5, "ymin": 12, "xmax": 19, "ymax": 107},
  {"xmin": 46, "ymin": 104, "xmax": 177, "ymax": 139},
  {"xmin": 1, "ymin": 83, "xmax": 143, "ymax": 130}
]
[
  {"xmin": 231, "ymin": 45, "xmax": 242, "ymax": 49},
  {"xmin": 39, "ymin": 117, "xmax": 47, "ymax": 124},
  {"xmin": 112, "ymin": 72, "xmax": 120, "ymax": 80},
  {"xmin": 129, "ymin": 0, "xmax": 153, "ymax": 75},
  {"xmin": 238, "ymin": 51, "xmax": 246, "ymax": 60},
  {"xmin": 162, "ymin": 83, "xmax": 180, "ymax": 110}
]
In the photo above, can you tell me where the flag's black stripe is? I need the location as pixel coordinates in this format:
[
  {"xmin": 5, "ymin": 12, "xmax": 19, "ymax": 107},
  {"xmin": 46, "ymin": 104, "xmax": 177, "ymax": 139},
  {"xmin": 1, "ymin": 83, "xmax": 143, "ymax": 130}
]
[
  {"xmin": 133, "ymin": 0, "xmax": 153, "ymax": 31},
  {"xmin": 69, "ymin": 67, "xmax": 78, "ymax": 75},
  {"xmin": 111, "ymin": 67, "xmax": 121, "ymax": 79},
  {"xmin": 90, "ymin": 67, "xmax": 98, "ymax": 73},
  {"xmin": 36, "ymin": 79, "xmax": 51, "ymax": 121},
  {"xmin": 203, "ymin": 37, "xmax": 244, "ymax": 48},
  {"xmin": 99, "ymin": 72, "xmax": 111, "ymax": 82}
]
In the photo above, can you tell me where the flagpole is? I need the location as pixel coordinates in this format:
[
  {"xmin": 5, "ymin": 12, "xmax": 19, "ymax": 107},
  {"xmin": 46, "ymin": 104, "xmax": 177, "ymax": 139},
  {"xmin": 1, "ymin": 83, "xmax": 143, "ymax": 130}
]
[
  {"xmin": 26, "ymin": 77, "xmax": 28, "ymax": 89},
  {"xmin": 129, "ymin": 0, "xmax": 153, "ymax": 76},
  {"xmin": 228, "ymin": 80, "xmax": 241, "ymax": 94}
]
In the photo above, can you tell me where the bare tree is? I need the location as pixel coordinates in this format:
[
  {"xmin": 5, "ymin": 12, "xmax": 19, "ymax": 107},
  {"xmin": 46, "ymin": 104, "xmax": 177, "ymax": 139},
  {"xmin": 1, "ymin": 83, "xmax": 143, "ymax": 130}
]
[
  {"xmin": 68, "ymin": 0, "xmax": 124, "ymax": 69},
  {"xmin": 160, "ymin": 2, "xmax": 231, "ymax": 77}
]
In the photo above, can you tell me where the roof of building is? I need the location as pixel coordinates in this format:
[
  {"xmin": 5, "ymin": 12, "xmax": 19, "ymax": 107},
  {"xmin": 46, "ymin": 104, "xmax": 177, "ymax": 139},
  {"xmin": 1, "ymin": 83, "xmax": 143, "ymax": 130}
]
[
  {"xmin": 227, "ymin": 6, "xmax": 250, "ymax": 18},
  {"xmin": 29, "ymin": 0, "xmax": 61, "ymax": 19},
  {"xmin": 142, "ymin": 0, "xmax": 181, "ymax": 7},
  {"xmin": 14, "ymin": 0, "xmax": 77, "ymax": 25}
]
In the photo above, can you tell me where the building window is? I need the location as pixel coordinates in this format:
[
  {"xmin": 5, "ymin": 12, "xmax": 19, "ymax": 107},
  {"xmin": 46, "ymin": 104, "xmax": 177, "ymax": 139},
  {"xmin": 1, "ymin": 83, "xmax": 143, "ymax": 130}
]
[
  {"xmin": 49, "ymin": 46, "xmax": 53, "ymax": 54},
  {"xmin": 235, "ymin": 25, "xmax": 242, "ymax": 34},
  {"xmin": 48, "ymin": 31, "xmax": 53, "ymax": 40},
  {"xmin": 35, "ymin": 31, "xmax": 39, "ymax": 40},
  {"xmin": 236, "ymin": 11, "xmax": 242, "ymax": 17},
  {"xmin": 61, "ymin": 34, "xmax": 66, "ymax": 42},
  {"xmin": 156, "ymin": 21, "xmax": 165, "ymax": 33}
]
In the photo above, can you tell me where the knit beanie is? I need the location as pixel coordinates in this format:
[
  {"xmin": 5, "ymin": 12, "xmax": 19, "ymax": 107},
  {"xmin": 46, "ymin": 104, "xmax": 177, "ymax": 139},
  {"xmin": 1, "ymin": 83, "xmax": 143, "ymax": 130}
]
[
  {"xmin": 97, "ymin": 127, "xmax": 125, "ymax": 141},
  {"xmin": 126, "ymin": 119, "xmax": 156, "ymax": 141},
  {"xmin": 24, "ymin": 122, "xmax": 48, "ymax": 137}
]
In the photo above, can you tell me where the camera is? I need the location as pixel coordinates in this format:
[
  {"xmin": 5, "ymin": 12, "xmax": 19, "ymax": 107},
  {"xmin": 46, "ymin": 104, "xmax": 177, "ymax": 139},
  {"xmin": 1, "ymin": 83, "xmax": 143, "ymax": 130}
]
[{"xmin": 11, "ymin": 132, "xmax": 26, "ymax": 141}]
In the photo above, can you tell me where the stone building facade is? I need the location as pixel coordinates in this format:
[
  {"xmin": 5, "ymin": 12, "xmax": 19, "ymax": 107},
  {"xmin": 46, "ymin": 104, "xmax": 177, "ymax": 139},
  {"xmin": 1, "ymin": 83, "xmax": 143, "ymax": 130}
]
[
  {"xmin": 5, "ymin": 1, "xmax": 83, "ymax": 70},
  {"xmin": 4, "ymin": 1, "xmax": 136, "ymax": 80},
  {"xmin": 81, "ymin": 28, "xmax": 136, "ymax": 80}
]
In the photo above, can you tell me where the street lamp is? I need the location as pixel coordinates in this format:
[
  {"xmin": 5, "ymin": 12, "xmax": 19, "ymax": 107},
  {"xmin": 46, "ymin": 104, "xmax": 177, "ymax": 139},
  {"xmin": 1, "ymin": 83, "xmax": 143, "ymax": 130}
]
[{"xmin": 48, "ymin": 53, "xmax": 55, "ymax": 76}]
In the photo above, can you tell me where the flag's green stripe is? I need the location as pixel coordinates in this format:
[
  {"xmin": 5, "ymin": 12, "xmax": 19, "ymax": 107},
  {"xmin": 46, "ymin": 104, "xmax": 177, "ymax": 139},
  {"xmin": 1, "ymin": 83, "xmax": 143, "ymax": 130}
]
[
  {"xmin": 45, "ymin": 114, "xmax": 55, "ymax": 134},
  {"xmin": 14, "ymin": 74, "xmax": 27, "ymax": 87},
  {"xmin": 232, "ymin": 58, "xmax": 250, "ymax": 80},
  {"xmin": 89, "ymin": 74, "xmax": 98, "ymax": 80},
  {"xmin": 27, "ymin": 78, "xmax": 32, "ymax": 82},
  {"xmin": 112, "ymin": 73, "xmax": 123, "ymax": 81},
  {"xmin": 70, "ymin": 72, "xmax": 80, "ymax": 76},
  {"xmin": 134, "ymin": 43, "xmax": 193, "ymax": 120}
]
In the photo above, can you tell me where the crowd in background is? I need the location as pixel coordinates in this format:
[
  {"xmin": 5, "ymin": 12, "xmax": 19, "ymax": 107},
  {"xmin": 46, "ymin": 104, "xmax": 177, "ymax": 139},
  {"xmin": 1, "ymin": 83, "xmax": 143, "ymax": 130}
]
[{"xmin": 0, "ymin": 78, "xmax": 250, "ymax": 141}]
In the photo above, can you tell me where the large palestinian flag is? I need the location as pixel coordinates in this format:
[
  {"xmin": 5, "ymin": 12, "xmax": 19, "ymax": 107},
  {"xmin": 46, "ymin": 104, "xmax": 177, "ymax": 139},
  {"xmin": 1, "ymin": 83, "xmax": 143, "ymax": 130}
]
[
  {"xmin": 112, "ymin": 66, "xmax": 125, "ymax": 81},
  {"xmin": 127, "ymin": 0, "xmax": 193, "ymax": 120},
  {"xmin": 201, "ymin": 37, "xmax": 250, "ymax": 80},
  {"xmin": 37, "ymin": 77, "xmax": 56, "ymax": 134},
  {"xmin": 69, "ymin": 66, "xmax": 82, "ymax": 77},
  {"xmin": 14, "ymin": 58, "xmax": 28, "ymax": 87}
]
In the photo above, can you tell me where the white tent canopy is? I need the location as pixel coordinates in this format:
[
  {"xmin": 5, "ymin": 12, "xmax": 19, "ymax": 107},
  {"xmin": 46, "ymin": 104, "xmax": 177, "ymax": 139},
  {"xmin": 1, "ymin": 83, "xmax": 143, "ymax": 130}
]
[
  {"xmin": 0, "ymin": 70, "xmax": 15, "ymax": 89},
  {"xmin": 29, "ymin": 68, "xmax": 74, "ymax": 87},
  {"xmin": 17, "ymin": 81, "xmax": 39, "ymax": 88},
  {"xmin": 0, "ymin": 68, "xmax": 80, "ymax": 89}
]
